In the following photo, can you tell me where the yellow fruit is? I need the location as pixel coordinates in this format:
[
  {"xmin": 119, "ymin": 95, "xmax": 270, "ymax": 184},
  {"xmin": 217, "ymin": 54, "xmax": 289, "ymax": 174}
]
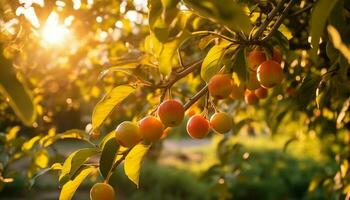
[
  {"xmin": 210, "ymin": 112, "xmax": 233, "ymax": 134},
  {"xmin": 115, "ymin": 121, "xmax": 140, "ymax": 147},
  {"xmin": 90, "ymin": 183, "xmax": 115, "ymax": 200}
]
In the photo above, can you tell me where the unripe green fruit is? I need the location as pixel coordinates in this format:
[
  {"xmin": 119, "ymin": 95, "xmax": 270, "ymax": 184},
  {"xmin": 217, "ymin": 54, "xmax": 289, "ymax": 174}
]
[
  {"xmin": 115, "ymin": 121, "xmax": 140, "ymax": 147},
  {"xmin": 139, "ymin": 116, "xmax": 164, "ymax": 142},
  {"xmin": 245, "ymin": 90, "xmax": 259, "ymax": 105},
  {"xmin": 255, "ymin": 87, "xmax": 268, "ymax": 99},
  {"xmin": 257, "ymin": 60, "xmax": 284, "ymax": 88},
  {"xmin": 210, "ymin": 112, "xmax": 233, "ymax": 134},
  {"xmin": 187, "ymin": 115, "xmax": 210, "ymax": 139},
  {"xmin": 90, "ymin": 183, "xmax": 115, "ymax": 200},
  {"xmin": 208, "ymin": 74, "xmax": 233, "ymax": 99},
  {"xmin": 158, "ymin": 100, "xmax": 185, "ymax": 127}
]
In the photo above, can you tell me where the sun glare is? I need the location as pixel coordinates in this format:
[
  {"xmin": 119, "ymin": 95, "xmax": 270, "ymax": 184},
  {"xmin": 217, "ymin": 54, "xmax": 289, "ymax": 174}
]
[{"xmin": 42, "ymin": 11, "xmax": 70, "ymax": 45}]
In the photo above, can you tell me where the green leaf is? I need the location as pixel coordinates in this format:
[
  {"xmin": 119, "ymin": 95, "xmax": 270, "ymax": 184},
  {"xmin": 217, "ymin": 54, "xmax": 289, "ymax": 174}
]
[
  {"xmin": 231, "ymin": 47, "xmax": 248, "ymax": 83},
  {"xmin": 59, "ymin": 167, "xmax": 94, "ymax": 200},
  {"xmin": 149, "ymin": 0, "xmax": 179, "ymax": 42},
  {"xmin": 309, "ymin": 0, "xmax": 340, "ymax": 58},
  {"xmin": 296, "ymin": 75, "xmax": 321, "ymax": 109},
  {"xmin": 158, "ymin": 32, "xmax": 190, "ymax": 76},
  {"xmin": 0, "ymin": 48, "xmax": 36, "ymax": 126},
  {"xmin": 124, "ymin": 144, "xmax": 151, "ymax": 188},
  {"xmin": 99, "ymin": 137, "xmax": 119, "ymax": 179},
  {"xmin": 183, "ymin": 0, "xmax": 252, "ymax": 34},
  {"xmin": 201, "ymin": 41, "xmax": 231, "ymax": 82},
  {"xmin": 59, "ymin": 148, "xmax": 99, "ymax": 185},
  {"xmin": 92, "ymin": 85, "xmax": 135, "ymax": 131}
]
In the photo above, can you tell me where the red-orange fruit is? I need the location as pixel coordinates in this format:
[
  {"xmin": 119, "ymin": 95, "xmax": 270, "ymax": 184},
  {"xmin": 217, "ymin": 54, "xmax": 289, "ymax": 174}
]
[
  {"xmin": 247, "ymin": 49, "xmax": 266, "ymax": 70},
  {"xmin": 245, "ymin": 90, "xmax": 259, "ymax": 105},
  {"xmin": 246, "ymin": 72, "xmax": 261, "ymax": 90},
  {"xmin": 90, "ymin": 183, "xmax": 115, "ymax": 200},
  {"xmin": 208, "ymin": 74, "xmax": 233, "ymax": 99},
  {"xmin": 255, "ymin": 87, "xmax": 268, "ymax": 99},
  {"xmin": 186, "ymin": 115, "xmax": 210, "ymax": 139},
  {"xmin": 230, "ymin": 82, "xmax": 245, "ymax": 100},
  {"xmin": 115, "ymin": 121, "xmax": 141, "ymax": 148},
  {"xmin": 139, "ymin": 116, "xmax": 164, "ymax": 142},
  {"xmin": 257, "ymin": 60, "xmax": 284, "ymax": 88},
  {"xmin": 158, "ymin": 100, "xmax": 185, "ymax": 127},
  {"xmin": 210, "ymin": 112, "xmax": 233, "ymax": 134}
]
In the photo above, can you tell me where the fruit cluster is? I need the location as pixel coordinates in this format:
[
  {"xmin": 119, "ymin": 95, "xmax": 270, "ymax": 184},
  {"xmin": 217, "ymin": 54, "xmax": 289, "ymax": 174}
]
[
  {"xmin": 91, "ymin": 48, "xmax": 285, "ymax": 199},
  {"xmin": 115, "ymin": 99, "xmax": 234, "ymax": 148},
  {"xmin": 208, "ymin": 48, "xmax": 284, "ymax": 105}
]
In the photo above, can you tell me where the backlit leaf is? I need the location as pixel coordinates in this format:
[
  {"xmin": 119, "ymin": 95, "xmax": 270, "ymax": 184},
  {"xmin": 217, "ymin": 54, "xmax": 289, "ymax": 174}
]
[
  {"xmin": 92, "ymin": 85, "xmax": 135, "ymax": 131},
  {"xmin": 201, "ymin": 40, "xmax": 231, "ymax": 82},
  {"xmin": 59, "ymin": 148, "xmax": 99, "ymax": 185},
  {"xmin": 59, "ymin": 167, "xmax": 94, "ymax": 200},
  {"xmin": 309, "ymin": 0, "xmax": 339, "ymax": 58},
  {"xmin": 0, "ymin": 50, "xmax": 36, "ymax": 126},
  {"xmin": 124, "ymin": 144, "xmax": 151, "ymax": 188},
  {"xmin": 183, "ymin": 0, "xmax": 252, "ymax": 34}
]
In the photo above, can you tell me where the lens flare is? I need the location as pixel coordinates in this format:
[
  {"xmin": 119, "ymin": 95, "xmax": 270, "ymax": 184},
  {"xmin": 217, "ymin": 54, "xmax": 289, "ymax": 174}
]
[{"xmin": 42, "ymin": 11, "xmax": 69, "ymax": 45}]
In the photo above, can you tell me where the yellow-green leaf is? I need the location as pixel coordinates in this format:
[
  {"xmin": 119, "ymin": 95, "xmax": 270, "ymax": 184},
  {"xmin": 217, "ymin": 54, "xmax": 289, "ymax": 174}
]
[
  {"xmin": 59, "ymin": 167, "xmax": 94, "ymax": 200},
  {"xmin": 183, "ymin": 0, "xmax": 252, "ymax": 34},
  {"xmin": 201, "ymin": 40, "xmax": 231, "ymax": 82},
  {"xmin": 327, "ymin": 25, "xmax": 350, "ymax": 63},
  {"xmin": 124, "ymin": 144, "xmax": 151, "ymax": 188},
  {"xmin": 59, "ymin": 148, "xmax": 99, "ymax": 185},
  {"xmin": 92, "ymin": 85, "xmax": 135, "ymax": 131},
  {"xmin": 6, "ymin": 126, "xmax": 20, "ymax": 141},
  {"xmin": 0, "ymin": 50, "xmax": 36, "ymax": 126},
  {"xmin": 158, "ymin": 32, "xmax": 190, "ymax": 76},
  {"xmin": 309, "ymin": 0, "xmax": 340, "ymax": 58},
  {"xmin": 22, "ymin": 136, "xmax": 41, "ymax": 151}
]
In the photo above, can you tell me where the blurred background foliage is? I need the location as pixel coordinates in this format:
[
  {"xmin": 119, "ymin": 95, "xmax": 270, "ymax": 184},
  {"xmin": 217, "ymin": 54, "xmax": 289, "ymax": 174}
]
[{"xmin": 0, "ymin": 0, "xmax": 349, "ymax": 199}]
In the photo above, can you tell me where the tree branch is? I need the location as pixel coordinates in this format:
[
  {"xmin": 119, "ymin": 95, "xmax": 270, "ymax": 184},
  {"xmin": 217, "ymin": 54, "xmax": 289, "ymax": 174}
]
[
  {"xmin": 184, "ymin": 85, "xmax": 208, "ymax": 110},
  {"xmin": 261, "ymin": 0, "xmax": 296, "ymax": 42},
  {"xmin": 251, "ymin": 0, "xmax": 287, "ymax": 41}
]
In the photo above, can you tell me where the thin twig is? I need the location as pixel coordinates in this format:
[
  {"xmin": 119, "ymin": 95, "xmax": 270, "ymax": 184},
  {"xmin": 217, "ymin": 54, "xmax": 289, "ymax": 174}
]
[
  {"xmin": 261, "ymin": 0, "xmax": 296, "ymax": 42},
  {"xmin": 251, "ymin": 0, "xmax": 287, "ymax": 41},
  {"xmin": 184, "ymin": 85, "xmax": 209, "ymax": 110},
  {"xmin": 289, "ymin": 4, "xmax": 312, "ymax": 17},
  {"xmin": 191, "ymin": 31, "xmax": 238, "ymax": 43}
]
